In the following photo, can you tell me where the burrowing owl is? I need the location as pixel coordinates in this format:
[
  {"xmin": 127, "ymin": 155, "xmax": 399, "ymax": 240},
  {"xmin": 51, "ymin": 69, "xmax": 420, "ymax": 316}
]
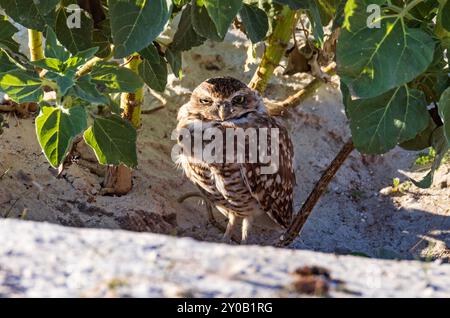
[{"xmin": 176, "ymin": 77, "xmax": 295, "ymax": 243}]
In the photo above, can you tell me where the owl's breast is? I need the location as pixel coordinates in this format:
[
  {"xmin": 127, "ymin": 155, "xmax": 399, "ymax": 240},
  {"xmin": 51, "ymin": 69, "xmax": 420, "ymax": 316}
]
[{"xmin": 181, "ymin": 159, "xmax": 258, "ymax": 216}]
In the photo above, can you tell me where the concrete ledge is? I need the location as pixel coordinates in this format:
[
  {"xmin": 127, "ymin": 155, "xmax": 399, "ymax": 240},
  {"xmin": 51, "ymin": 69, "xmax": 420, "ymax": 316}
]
[{"xmin": 0, "ymin": 219, "xmax": 449, "ymax": 297}]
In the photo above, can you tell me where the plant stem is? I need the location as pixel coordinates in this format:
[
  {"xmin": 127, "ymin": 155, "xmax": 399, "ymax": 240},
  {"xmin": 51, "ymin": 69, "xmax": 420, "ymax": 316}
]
[
  {"xmin": 103, "ymin": 54, "xmax": 143, "ymax": 195},
  {"xmin": 248, "ymin": 7, "xmax": 299, "ymax": 92},
  {"xmin": 266, "ymin": 64, "xmax": 336, "ymax": 116},
  {"xmin": 276, "ymin": 139, "xmax": 355, "ymax": 247},
  {"xmin": 75, "ymin": 45, "xmax": 114, "ymax": 78},
  {"xmin": 28, "ymin": 29, "xmax": 44, "ymax": 61},
  {"xmin": 120, "ymin": 55, "xmax": 143, "ymax": 128},
  {"xmin": 76, "ymin": 56, "xmax": 102, "ymax": 78},
  {"xmin": 248, "ymin": 10, "xmax": 356, "ymax": 248}
]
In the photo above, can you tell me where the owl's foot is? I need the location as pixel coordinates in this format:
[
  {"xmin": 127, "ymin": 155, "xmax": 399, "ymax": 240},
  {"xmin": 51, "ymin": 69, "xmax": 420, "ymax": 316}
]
[{"xmin": 177, "ymin": 192, "xmax": 239, "ymax": 243}]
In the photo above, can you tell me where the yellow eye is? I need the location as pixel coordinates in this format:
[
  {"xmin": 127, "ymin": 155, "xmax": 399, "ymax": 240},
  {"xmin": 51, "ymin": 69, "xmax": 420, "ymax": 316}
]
[
  {"xmin": 232, "ymin": 95, "xmax": 245, "ymax": 104},
  {"xmin": 199, "ymin": 98, "xmax": 212, "ymax": 105}
]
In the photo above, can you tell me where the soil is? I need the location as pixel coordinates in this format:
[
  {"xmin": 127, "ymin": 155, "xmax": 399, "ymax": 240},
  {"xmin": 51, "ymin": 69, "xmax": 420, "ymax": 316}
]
[{"xmin": 0, "ymin": 29, "xmax": 449, "ymax": 262}]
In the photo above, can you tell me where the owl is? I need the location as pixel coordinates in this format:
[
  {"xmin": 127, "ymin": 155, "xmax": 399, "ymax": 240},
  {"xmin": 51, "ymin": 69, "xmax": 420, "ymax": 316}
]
[{"xmin": 176, "ymin": 77, "xmax": 295, "ymax": 244}]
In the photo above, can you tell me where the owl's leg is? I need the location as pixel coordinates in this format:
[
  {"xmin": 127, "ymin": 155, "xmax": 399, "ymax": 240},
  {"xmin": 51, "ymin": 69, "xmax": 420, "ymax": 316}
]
[
  {"xmin": 222, "ymin": 214, "xmax": 237, "ymax": 244},
  {"xmin": 241, "ymin": 216, "xmax": 254, "ymax": 244},
  {"xmin": 178, "ymin": 192, "xmax": 239, "ymax": 242},
  {"xmin": 177, "ymin": 191, "xmax": 224, "ymax": 228}
]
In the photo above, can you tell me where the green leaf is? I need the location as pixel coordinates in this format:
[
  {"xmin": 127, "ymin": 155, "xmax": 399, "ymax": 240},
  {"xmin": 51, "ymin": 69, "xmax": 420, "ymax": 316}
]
[
  {"xmin": 0, "ymin": 0, "xmax": 57, "ymax": 31},
  {"xmin": 272, "ymin": 0, "xmax": 308, "ymax": 9},
  {"xmin": 440, "ymin": 0, "xmax": 450, "ymax": 32},
  {"xmin": 317, "ymin": 0, "xmax": 341, "ymax": 26},
  {"xmin": 70, "ymin": 75, "xmax": 109, "ymax": 105},
  {"xmin": 0, "ymin": 70, "xmax": 43, "ymax": 103},
  {"xmin": 35, "ymin": 105, "xmax": 87, "ymax": 168},
  {"xmin": 239, "ymin": 4, "xmax": 269, "ymax": 43},
  {"xmin": 55, "ymin": 4, "xmax": 94, "ymax": 54},
  {"xmin": 46, "ymin": 72, "xmax": 75, "ymax": 96},
  {"xmin": 435, "ymin": 0, "xmax": 450, "ymax": 49},
  {"xmin": 170, "ymin": 4, "xmax": 206, "ymax": 51},
  {"xmin": 347, "ymin": 86, "xmax": 429, "ymax": 154},
  {"xmin": 139, "ymin": 43, "xmax": 160, "ymax": 61},
  {"xmin": 64, "ymin": 47, "xmax": 99, "ymax": 70},
  {"xmin": 399, "ymin": 118, "xmax": 437, "ymax": 151},
  {"xmin": 191, "ymin": 2, "xmax": 223, "ymax": 42},
  {"xmin": 165, "ymin": 48, "xmax": 182, "ymax": 79},
  {"xmin": 44, "ymin": 27, "xmax": 70, "ymax": 62},
  {"xmin": 202, "ymin": 0, "xmax": 243, "ymax": 38},
  {"xmin": 90, "ymin": 62, "xmax": 144, "ymax": 93},
  {"xmin": 273, "ymin": 1, "xmax": 323, "ymax": 43},
  {"xmin": 138, "ymin": 55, "xmax": 168, "ymax": 92},
  {"xmin": 109, "ymin": 0, "xmax": 172, "ymax": 58},
  {"xmin": 31, "ymin": 58, "xmax": 64, "ymax": 72},
  {"xmin": 92, "ymin": 29, "xmax": 112, "ymax": 59},
  {"xmin": 337, "ymin": 0, "xmax": 435, "ymax": 98},
  {"xmin": 306, "ymin": 0, "xmax": 324, "ymax": 45},
  {"xmin": 107, "ymin": 95, "xmax": 122, "ymax": 115},
  {"xmin": 0, "ymin": 51, "xmax": 19, "ymax": 73},
  {"xmin": 411, "ymin": 127, "xmax": 449, "ymax": 188},
  {"xmin": 439, "ymin": 87, "xmax": 450, "ymax": 146},
  {"xmin": 83, "ymin": 114, "xmax": 138, "ymax": 168},
  {"xmin": 332, "ymin": 0, "xmax": 347, "ymax": 30},
  {"xmin": 0, "ymin": 19, "xmax": 20, "ymax": 53}
]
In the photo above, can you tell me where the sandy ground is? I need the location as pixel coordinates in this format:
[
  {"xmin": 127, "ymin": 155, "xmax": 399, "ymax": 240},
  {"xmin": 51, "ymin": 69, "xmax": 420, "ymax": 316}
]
[{"xmin": 0, "ymin": 29, "xmax": 449, "ymax": 262}]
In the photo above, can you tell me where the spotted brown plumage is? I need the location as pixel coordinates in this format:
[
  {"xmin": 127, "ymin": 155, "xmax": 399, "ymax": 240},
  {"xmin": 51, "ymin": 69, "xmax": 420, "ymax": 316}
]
[{"xmin": 176, "ymin": 77, "xmax": 295, "ymax": 243}]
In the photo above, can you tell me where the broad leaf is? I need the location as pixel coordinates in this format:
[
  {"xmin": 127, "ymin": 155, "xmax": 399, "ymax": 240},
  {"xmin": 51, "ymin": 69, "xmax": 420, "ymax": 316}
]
[
  {"xmin": 411, "ymin": 127, "xmax": 449, "ymax": 188},
  {"xmin": 0, "ymin": 19, "xmax": 20, "ymax": 53},
  {"xmin": 317, "ymin": 0, "xmax": 341, "ymax": 25},
  {"xmin": 307, "ymin": 0, "xmax": 324, "ymax": 45},
  {"xmin": 93, "ymin": 29, "xmax": 112, "ymax": 59},
  {"xmin": 202, "ymin": 0, "xmax": 243, "ymax": 38},
  {"xmin": 139, "ymin": 57, "xmax": 167, "ymax": 92},
  {"xmin": 0, "ymin": 51, "xmax": 18, "ymax": 73},
  {"xmin": 44, "ymin": 27, "xmax": 70, "ymax": 62},
  {"xmin": 0, "ymin": 70, "xmax": 43, "ymax": 103},
  {"xmin": 139, "ymin": 43, "xmax": 160, "ymax": 61},
  {"xmin": 170, "ymin": 4, "xmax": 206, "ymax": 51},
  {"xmin": 64, "ymin": 47, "xmax": 99, "ymax": 70},
  {"xmin": 83, "ymin": 114, "xmax": 138, "ymax": 168},
  {"xmin": 109, "ymin": 0, "xmax": 172, "ymax": 58},
  {"xmin": 90, "ymin": 62, "xmax": 144, "ymax": 93},
  {"xmin": 165, "ymin": 48, "xmax": 182, "ymax": 78},
  {"xmin": 31, "ymin": 58, "xmax": 64, "ymax": 73},
  {"xmin": 239, "ymin": 4, "xmax": 269, "ymax": 43},
  {"xmin": 70, "ymin": 75, "xmax": 109, "ymax": 105},
  {"xmin": 337, "ymin": 0, "xmax": 435, "ymax": 98},
  {"xmin": 399, "ymin": 118, "xmax": 437, "ymax": 151},
  {"xmin": 55, "ymin": 4, "xmax": 94, "ymax": 54},
  {"xmin": 272, "ymin": 0, "xmax": 308, "ymax": 9},
  {"xmin": 439, "ymin": 87, "xmax": 450, "ymax": 146},
  {"xmin": 440, "ymin": 0, "xmax": 450, "ymax": 32},
  {"xmin": 191, "ymin": 2, "xmax": 223, "ymax": 41},
  {"xmin": 347, "ymin": 86, "xmax": 429, "ymax": 154},
  {"xmin": 35, "ymin": 105, "xmax": 87, "ymax": 168},
  {"xmin": 273, "ymin": 0, "xmax": 323, "ymax": 43},
  {"xmin": 436, "ymin": 0, "xmax": 450, "ymax": 49},
  {"xmin": 46, "ymin": 72, "xmax": 75, "ymax": 96},
  {"xmin": 0, "ymin": 0, "xmax": 57, "ymax": 31}
]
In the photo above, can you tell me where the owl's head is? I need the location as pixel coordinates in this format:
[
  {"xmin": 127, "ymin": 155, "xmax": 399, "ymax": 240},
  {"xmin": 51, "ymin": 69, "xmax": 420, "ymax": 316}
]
[{"xmin": 186, "ymin": 76, "xmax": 266, "ymax": 122}]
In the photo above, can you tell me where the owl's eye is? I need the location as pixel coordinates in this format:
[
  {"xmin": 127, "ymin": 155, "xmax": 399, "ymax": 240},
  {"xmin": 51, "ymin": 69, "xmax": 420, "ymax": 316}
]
[
  {"xmin": 199, "ymin": 98, "xmax": 213, "ymax": 105},
  {"xmin": 232, "ymin": 95, "xmax": 245, "ymax": 104}
]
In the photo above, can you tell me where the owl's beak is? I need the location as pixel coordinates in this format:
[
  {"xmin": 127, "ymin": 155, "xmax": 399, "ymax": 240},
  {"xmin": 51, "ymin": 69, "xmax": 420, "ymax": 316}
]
[{"xmin": 218, "ymin": 106, "xmax": 226, "ymax": 121}]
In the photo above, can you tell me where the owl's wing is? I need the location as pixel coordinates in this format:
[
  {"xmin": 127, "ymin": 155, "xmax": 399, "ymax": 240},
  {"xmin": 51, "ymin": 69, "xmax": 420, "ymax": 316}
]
[{"xmin": 239, "ymin": 118, "xmax": 295, "ymax": 228}]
